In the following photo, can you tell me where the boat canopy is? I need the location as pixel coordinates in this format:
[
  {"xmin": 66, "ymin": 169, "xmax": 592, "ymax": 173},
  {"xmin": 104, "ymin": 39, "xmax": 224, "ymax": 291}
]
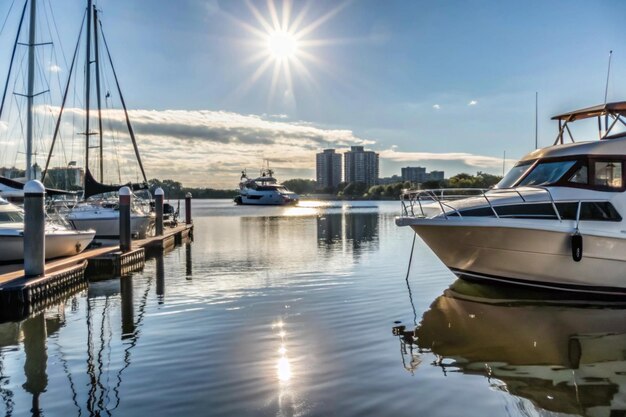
[
  {"xmin": 253, "ymin": 176, "xmax": 277, "ymax": 183},
  {"xmin": 551, "ymin": 101, "xmax": 626, "ymax": 122},
  {"xmin": 552, "ymin": 101, "xmax": 626, "ymax": 144}
]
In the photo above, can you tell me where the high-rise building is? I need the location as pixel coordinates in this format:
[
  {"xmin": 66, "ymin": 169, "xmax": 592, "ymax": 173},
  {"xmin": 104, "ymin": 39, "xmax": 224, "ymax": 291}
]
[
  {"xmin": 344, "ymin": 146, "xmax": 379, "ymax": 187},
  {"xmin": 401, "ymin": 166, "xmax": 445, "ymax": 183},
  {"xmin": 316, "ymin": 149, "xmax": 342, "ymax": 190},
  {"xmin": 44, "ymin": 165, "xmax": 84, "ymax": 190},
  {"xmin": 428, "ymin": 170, "xmax": 445, "ymax": 181},
  {"xmin": 401, "ymin": 166, "xmax": 427, "ymax": 183}
]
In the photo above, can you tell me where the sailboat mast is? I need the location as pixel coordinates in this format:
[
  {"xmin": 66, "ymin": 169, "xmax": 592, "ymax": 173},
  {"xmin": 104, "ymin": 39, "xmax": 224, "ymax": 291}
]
[
  {"xmin": 84, "ymin": 0, "xmax": 93, "ymax": 189},
  {"xmin": 26, "ymin": 0, "xmax": 36, "ymax": 181},
  {"xmin": 93, "ymin": 6, "xmax": 104, "ymax": 182}
]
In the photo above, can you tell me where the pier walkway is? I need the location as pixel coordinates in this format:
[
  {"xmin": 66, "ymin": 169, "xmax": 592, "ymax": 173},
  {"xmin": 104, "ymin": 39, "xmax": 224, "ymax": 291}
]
[{"xmin": 0, "ymin": 224, "xmax": 193, "ymax": 319}]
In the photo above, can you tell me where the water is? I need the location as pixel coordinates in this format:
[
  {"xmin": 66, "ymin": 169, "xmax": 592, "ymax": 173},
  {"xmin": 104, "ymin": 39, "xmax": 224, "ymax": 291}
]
[{"xmin": 1, "ymin": 199, "xmax": 625, "ymax": 416}]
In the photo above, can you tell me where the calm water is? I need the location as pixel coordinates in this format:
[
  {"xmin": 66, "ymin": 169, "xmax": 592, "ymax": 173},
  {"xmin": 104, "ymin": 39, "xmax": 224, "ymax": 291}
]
[{"xmin": 1, "ymin": 199, "xmax": 625, "ymax": 416}]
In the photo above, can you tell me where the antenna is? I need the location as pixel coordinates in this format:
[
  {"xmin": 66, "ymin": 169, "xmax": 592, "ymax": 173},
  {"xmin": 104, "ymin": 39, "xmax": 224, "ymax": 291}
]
[
  {"xmin": 535, "ymin": 92, "xmax": 538, "ymax": 149},
  {"xmin": 604, "ymin": 50, "xmax": 613, "ymax": 104}
]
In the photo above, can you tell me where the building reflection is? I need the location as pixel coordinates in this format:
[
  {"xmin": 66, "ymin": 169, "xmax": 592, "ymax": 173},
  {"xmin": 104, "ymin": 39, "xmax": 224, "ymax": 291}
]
[
  {"xmin": 393, "ymin": 280, "xmax": 626, "ymax": 416},
  {"xmin": 316, "ymin": 212, "xmax": 379, "ymax": 255}
]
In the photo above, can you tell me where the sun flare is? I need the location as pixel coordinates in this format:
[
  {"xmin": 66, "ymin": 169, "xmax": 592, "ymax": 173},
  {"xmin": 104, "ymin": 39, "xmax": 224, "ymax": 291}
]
[
  {"xmin": 267, "ymin": 30, "xmax": 298, "ymax": 60},
  {"xmin": 226, "ymin": 0, "xmax": 349, "ymax": 106}
]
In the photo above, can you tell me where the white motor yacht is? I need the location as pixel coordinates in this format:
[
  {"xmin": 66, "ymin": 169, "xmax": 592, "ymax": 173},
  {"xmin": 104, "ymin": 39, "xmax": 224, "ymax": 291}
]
[
  {"xmin": 235, "ymin": 169, "xmax": 299, "ymax": 206},
  {"xmin": 396, "ymin": 101, "xmax": 626, "ymax": 295},
  {"xmin": 0, "ymin": 197, "xmax": 95, "ymax": 263}
]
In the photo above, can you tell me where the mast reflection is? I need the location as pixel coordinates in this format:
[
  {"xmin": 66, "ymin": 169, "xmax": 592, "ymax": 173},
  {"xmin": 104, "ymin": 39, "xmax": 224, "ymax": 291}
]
[{"xmin": 394, "ymin": 280, "xmax": 626, "ymax": 416}]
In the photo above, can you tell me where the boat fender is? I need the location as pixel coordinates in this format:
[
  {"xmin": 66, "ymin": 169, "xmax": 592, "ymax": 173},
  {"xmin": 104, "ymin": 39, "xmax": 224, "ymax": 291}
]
[{"xmin": 571, "ymin": 231, "xmax": 583, "ymax": 262}]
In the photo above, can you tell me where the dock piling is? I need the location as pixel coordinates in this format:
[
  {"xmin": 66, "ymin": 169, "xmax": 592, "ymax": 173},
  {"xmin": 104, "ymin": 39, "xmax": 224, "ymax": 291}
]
[
  {"xmin": 119, "ymin": 186, "xmax": 132, "ymax": 252},
  {"xmin": 155, "ymin": 187, "xmax": 164, "ymax": 236},
  {"xmin": 185, "ymin": 192, "xmax": 192, "ymax": 224},
  {"xmin": 24, "ymin": 180, "xmax": 46, "ymax": 277}
]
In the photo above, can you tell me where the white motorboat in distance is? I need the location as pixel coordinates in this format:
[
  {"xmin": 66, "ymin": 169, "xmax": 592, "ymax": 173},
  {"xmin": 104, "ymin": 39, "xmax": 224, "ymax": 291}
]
[
  {"xmin": 397, "ymin": 101, "xmax": 626, "ymax": 296},
  {"xmin": 235, "ymin": 169, "xmax": 299, "ymax": 206},
  {"xmin": 0, "ymin": 198, "xmax": 95, "ymax": 263}
]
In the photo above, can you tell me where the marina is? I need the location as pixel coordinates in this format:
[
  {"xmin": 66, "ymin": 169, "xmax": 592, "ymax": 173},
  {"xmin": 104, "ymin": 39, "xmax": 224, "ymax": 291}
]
[
  {"xmin": 0, "ymin": 0, "xmax": 624, "ymax": 416},
  {"xmin": 0, "ymin": 200, "xmax": 624, "ymax": 416}
]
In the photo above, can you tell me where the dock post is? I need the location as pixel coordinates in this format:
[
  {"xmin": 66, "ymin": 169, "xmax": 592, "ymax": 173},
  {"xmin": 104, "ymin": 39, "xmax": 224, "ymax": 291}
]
[
  {"xmin": 24, "ymin": 180, "xmax": 46, "ymax": 277},
  {"xmin": 185, "ymin": 192, "xmax": 192, "ymax": 224},
  {"xmin": 119, "ymin": 186, "xmax": 132, "ymax": 253},
  {"xmin": 155, "ymin": 187, "xmax": 164, "ymax": 236}
]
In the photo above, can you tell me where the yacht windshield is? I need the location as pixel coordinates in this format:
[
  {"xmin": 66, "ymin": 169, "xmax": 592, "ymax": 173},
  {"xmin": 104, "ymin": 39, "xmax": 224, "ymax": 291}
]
[
  {"xmin": 518, "ymin": 160, "xmax": 577, "ymax": 186},
  {"xmin": 0, "ymin": 211, "xmax": 24, "ymax": 223},
  {"xmin": 496, "ymin": 162, "xmax": 533, "ymax": 188}
]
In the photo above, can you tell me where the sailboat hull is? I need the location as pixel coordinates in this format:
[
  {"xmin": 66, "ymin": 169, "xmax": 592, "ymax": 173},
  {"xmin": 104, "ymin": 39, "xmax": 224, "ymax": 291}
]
[
  {"xmin": 67, "ymin": 211, "xmax": 154, "ymax": 239},
  {"xmin": 0, "ymin": 230, "xmax": 95, "ymax": 263}
]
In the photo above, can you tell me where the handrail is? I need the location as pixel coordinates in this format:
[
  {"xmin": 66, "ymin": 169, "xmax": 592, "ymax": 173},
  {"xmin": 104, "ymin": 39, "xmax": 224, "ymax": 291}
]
[{"xmin": 399, "ymin": 186, "xmax": 604, "ymax": 223}]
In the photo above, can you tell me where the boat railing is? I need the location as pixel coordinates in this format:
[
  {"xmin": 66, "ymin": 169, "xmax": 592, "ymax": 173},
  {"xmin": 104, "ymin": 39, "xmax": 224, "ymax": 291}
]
[{"xmin": 400, "ymin": 186, "xmax": 602, "ymax": 224}]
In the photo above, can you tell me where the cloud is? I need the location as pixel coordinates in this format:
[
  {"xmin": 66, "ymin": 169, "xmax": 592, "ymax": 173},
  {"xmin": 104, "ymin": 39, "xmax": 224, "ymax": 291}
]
[
  {"xmin": 380, "ymin": 149, "xmax": 514, "ymax": 169},
  {"xmin": 468, "ymin": 100, "xmax": 478, "ymax": 106},
  {"xmin": 433, "ymin": 104, "xmax": 441, "ymax": 110},
  {"xmin": 49, "ymin": 64, "xmax": 62, "ymax": 73},
  {"xmin": 44, "ymin": 107, "xmax": 374, "ymax": 188},
  {"xmin": 36, "ymin": 107, "xmax": 515, "ymax": 188}
]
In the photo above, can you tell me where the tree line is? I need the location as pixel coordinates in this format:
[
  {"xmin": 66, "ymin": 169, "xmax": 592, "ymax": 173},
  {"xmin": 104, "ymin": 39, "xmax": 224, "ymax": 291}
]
[{"xmin": 148, "ymin": 172, "xmax": 502, "ymax": 200}]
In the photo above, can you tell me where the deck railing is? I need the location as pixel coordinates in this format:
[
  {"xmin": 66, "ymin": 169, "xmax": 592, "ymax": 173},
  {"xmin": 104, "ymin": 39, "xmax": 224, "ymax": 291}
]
[{"xmin": 400, "ymin": 186, "xmax": 600, "ymax": 225}]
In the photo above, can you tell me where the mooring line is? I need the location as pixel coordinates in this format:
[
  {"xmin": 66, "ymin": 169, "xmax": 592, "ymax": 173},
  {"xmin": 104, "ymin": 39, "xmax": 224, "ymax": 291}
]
[{"xmin": 405, "ymin": 233, "xmax": 417, "ymax": 326}]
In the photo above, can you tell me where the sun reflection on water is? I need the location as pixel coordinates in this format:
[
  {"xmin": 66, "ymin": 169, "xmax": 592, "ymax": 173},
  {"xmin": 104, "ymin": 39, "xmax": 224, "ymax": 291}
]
[{"xmin": 272, "ymin": 320, "xmax": 292, "ymax": 383}]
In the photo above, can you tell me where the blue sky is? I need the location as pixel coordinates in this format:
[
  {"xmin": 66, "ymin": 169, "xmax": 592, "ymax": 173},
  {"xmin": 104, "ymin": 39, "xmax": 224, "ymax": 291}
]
[{"xmin": 0, "ymin": 0, "xmax": 625, "ymax": 187}]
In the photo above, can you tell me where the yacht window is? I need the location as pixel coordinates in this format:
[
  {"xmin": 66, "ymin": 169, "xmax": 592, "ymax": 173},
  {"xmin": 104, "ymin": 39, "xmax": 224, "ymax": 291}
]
[
  {"xmin": 568, "ymin": 165, "xmax": 588, "ymax": 184},
  {"xmin": 495, "ymin": 162, "xmax": 533, "ymax": 188},
  {"xmin": 594, "ymin": 161, "xmax": 622, "ymax": 188},
  {"xmin": 517, "ymin": 160, "xmax": 577, "ymax": 186},
  {"xmin": 0, "ymin": 211, "xmax": 24, "ymax": 223}
]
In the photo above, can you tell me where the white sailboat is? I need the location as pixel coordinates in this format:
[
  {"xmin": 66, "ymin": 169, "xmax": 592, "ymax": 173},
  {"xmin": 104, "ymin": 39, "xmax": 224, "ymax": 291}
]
[
  {"xmin": 41, "ymin": 0, "xmax": 154, "ymax": 239},
  {"xmin": 0, "ymin": 0, "xmax": 95, "ymax": 261}
]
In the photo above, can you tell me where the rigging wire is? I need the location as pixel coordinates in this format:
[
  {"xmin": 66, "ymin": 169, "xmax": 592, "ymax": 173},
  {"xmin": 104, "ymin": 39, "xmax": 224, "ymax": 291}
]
[
  {"xmin": 99, "ymin": 20, "xmax": 148, "ymax": 184},
  {"xmin": 0, "ymin": 0, "xmax": 17, "ymax": 37}
]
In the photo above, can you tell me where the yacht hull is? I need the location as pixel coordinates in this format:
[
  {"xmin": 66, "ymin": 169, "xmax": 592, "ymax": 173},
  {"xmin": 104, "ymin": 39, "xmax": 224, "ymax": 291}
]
[
  {"xmin": 400, "ymin": 218, "xmax": 626, "ymax": 295},
  {"xmin": 237, "ymin": 194, "xmax": 299, "ymax": 205},
  {"xmin": 0, "ymin": 230, "xmax": 95, "ymax": 263}
]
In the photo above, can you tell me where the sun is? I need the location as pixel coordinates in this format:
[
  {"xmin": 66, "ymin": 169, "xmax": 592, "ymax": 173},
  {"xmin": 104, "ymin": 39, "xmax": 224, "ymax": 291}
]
[
  {"xmin": 224, "ymin": 0, "xmax": 350, "ymax": 106},
  {"xmin": 267, "ymin": 30, "xmax": 298, "ymax": 60}
]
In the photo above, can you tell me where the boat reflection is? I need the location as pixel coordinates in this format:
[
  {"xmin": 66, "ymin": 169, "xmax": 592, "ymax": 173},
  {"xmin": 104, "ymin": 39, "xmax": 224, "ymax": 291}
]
[{"xmin": 394, "ymin": 280, "xmax": 626, "ymax": 416}]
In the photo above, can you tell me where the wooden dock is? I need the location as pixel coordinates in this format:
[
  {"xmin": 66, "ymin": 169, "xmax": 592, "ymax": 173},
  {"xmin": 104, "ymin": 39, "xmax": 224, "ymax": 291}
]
[{"xmin": 0, "ymin": 223, "xmax": 193, "ymax": 319}]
